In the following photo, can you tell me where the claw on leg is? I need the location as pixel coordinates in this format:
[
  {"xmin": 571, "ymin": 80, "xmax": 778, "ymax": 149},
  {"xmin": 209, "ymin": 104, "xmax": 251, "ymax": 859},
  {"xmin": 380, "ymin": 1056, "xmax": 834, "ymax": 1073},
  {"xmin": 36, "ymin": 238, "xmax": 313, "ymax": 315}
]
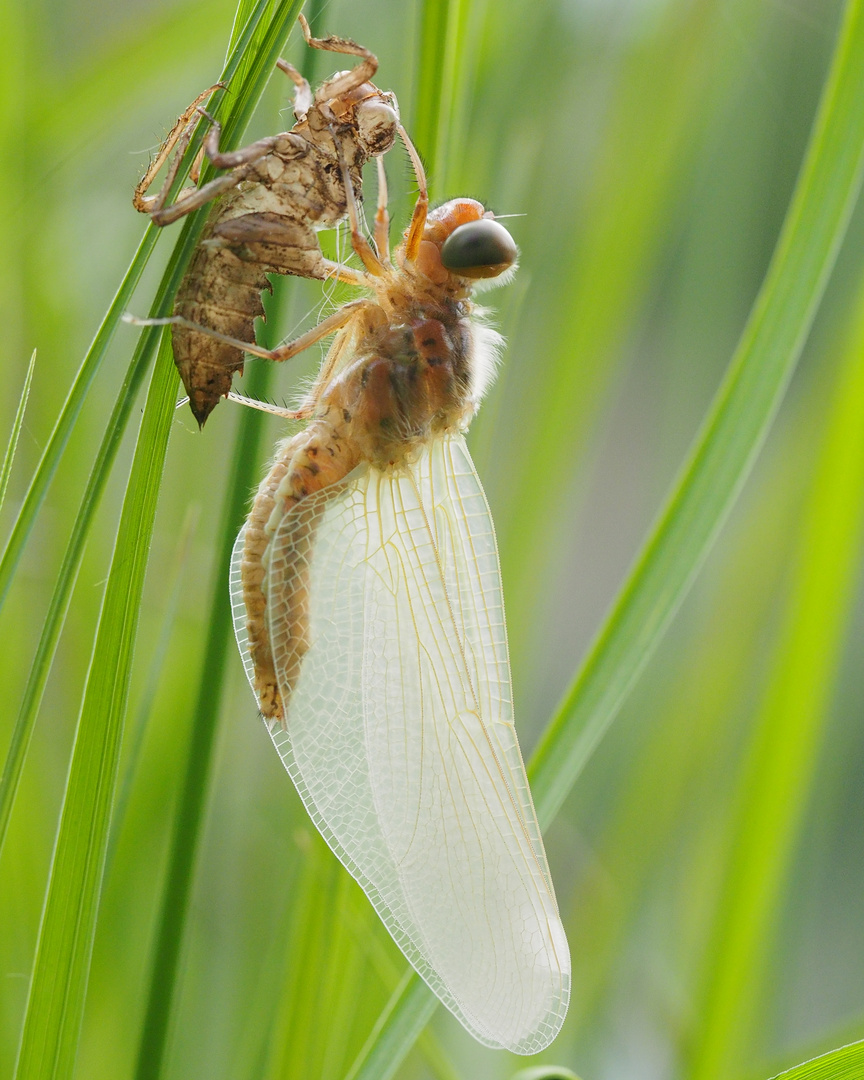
[
  {"xmin": 331, "ymin": 127, "xmax": 387, "ymax": 277},
  {"xmin": 297, "ymin": 13, "xmax": 378, "ymax": 101},
  {"xmin": 277, "ymin": 58, "xmax": 312, "ymax": 117},
  {"xmin": 133, "ymin": 83, "xmax": 225, "ymax": 214},
  {"xmin": 225, "ymin": 391, "xmax": 312, "ymax": 420}
]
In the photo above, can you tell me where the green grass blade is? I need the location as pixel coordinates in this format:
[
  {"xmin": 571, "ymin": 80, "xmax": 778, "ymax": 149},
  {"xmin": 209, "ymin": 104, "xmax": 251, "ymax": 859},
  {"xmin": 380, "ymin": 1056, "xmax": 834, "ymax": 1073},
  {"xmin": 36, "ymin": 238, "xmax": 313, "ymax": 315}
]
[
  {"xmin": 9, "ymin": 3, "xmax": 296, "ymax": 1076},
  {"xmin": 0, "ymin": 0, "xmax": 279, "ymax": 860},
  {"xmin": 764, "ymin": 1039, "xmax": 864, "ymax": 1080},
  {"xmin": 130, "ymin": 357, "xmax": 279, "ymax": 1080},
  {"xmin": 411, "ymin": 0, "xmax": 452, "ymax": 174},
  {"xmin": 336, "ymin": 0, "xmax": 864, "ymax": 1071},
  {"xmin": 528, "ymin": 0, "xmax": 864, "ymax": 827},
  {"xmin": 12, "ymin": 332, "xmax": 177, "ymax": 1080},
  {"xmin": 131, "ymin": 9, "xmax": 304, "ymax": 1078},
  {"xmin": 0, "ymin": 228, "xmax": 158, "ymax": 614},
  {"xmin": 488, "ymin": 0, "xmax": 727, "ymax": 653},
  {"xmin": 688, "ymin": 277, "xmax": 864, "ymax": 1080},
  {"xmin": 105, "ymin": 504, "xmax": 199, "ymax": 876},
  {"xmin": 0, "ymin": 350, "xmax": 36, "ymax": 515},
  {"xmin": 226, "ymin": 0, "xmax": 263, "ymax": 55},
  {"xmin": 343, "ymin": 971, "xmax": 439, "ymax": 1080},
  {"xmin": 0, "ymin": 336, "xmax": 157, "ymax": 857},
  {"xmin": 0, "ymin": 0, "xmax": 274, "ymax": 617}
]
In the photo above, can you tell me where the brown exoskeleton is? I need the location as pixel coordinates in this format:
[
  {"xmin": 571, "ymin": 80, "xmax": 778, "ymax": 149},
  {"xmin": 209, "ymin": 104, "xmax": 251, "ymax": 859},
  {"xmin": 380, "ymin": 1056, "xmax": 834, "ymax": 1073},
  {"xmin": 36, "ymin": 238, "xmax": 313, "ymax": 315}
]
[{"xmin": 132, "ymin": 15, "xmax": 401, "ymax": 426}]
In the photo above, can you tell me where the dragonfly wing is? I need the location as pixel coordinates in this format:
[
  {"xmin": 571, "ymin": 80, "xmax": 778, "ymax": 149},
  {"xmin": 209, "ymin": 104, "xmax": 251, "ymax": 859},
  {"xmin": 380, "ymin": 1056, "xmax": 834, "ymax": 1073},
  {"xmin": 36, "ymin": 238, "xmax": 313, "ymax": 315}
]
[{"xmin": 232, "ymin": 434, "xmax": 570, "ymax": 1053}]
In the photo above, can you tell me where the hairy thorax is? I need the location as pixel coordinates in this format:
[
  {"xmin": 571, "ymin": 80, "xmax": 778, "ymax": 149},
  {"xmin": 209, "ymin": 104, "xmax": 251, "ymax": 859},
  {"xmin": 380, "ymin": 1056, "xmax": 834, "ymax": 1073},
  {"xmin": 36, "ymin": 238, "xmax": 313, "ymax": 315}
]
[{"xmin": 243, "ymin": 297, "xmax": 477, "ymax": 722}]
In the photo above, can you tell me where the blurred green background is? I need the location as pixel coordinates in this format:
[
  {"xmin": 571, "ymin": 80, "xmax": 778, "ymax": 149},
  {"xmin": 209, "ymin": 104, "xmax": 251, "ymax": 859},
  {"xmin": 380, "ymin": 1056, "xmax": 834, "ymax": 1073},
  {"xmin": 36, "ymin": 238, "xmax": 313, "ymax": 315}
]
[{"xmin": 1, "ymin": 0, "xmax": 863, "ymax": 1078}]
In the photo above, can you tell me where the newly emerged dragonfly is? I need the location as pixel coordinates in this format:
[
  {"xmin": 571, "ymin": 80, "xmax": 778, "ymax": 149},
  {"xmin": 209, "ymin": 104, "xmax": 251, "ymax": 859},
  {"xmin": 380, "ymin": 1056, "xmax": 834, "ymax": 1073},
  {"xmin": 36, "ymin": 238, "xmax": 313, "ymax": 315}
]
[{"xmin": 220, "ymin": 122, "xmax": 571, "ymax": 1052}]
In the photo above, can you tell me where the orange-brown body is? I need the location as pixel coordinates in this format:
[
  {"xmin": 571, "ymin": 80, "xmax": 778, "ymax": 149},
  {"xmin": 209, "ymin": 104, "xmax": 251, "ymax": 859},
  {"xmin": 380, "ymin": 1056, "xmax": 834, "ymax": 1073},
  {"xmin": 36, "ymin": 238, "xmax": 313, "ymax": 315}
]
[{"xmin": 240, "ymin": 199, "xmax": 516, "ymax": 722}]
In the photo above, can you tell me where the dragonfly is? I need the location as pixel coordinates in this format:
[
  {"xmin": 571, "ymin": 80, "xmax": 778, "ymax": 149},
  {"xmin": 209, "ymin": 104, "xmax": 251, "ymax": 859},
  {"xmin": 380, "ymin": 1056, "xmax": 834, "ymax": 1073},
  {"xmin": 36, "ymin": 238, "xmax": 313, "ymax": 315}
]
[{"xmin": 218, "ymin": 105, "xmax": 571, "ymax": 1053}]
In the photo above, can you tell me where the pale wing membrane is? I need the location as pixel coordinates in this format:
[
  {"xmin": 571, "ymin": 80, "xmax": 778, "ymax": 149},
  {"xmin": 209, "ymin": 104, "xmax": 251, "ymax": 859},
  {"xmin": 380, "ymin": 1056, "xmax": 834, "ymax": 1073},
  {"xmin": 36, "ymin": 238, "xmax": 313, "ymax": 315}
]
[
  {"xmin": 233, "ymin": 435, "xmax": 570, "ymax": 1053},
  {"xmin": 230, "ymin": 525, "xmax": 256, "ymax": 689}
]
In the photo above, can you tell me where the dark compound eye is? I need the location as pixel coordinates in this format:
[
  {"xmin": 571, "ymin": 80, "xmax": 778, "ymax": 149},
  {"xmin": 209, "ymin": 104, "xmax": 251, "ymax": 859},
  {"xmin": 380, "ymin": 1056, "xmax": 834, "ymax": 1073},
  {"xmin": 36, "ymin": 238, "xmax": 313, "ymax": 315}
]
[{"xmin": 440, "ymin": 219, "xmax": 518, "ymax": 279}]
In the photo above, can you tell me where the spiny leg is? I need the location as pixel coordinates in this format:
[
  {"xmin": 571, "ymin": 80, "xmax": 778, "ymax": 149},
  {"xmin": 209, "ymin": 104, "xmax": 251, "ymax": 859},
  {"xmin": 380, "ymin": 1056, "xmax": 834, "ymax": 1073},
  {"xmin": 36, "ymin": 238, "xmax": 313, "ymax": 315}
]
[
  {"xmin": 332, "ymin": 128, "xmax": 387, "ymax": 277},
  {"xmin": 320, "ymin": 261, "xmax": 369, "ymax": 288},
  {"xmin": 133, "ymin": 83, "xmax": 224, "ymax": 214},
  {"xmin": 174, "ymin": 392, "xmax": 310, "ymax": 419},
  {"xmin": 149, "ymin": 169, "xmax": 251, "ymax": 226},
  {"xmin": 197, "ymin": 107, "xmax": 287, "ymax": 170},
  {"xmin": 374, "ymin": 156, "xmax": 391, "ymax": 264},
  {"xmin": 224, "ymin": 392, "xmax": 312, "ymax": 419},
  {"xmin": 142, "ymin": 107, "xmax": 303, "ymax": 227},
  {"xmin": 297, "ymin": 13, "xmax": 378, "ymax": 100},
  {"xmin": 125, "ymin": 300, "xmax": 372, "ymax": 363},
  {"xmin": 398, "ymin": 124, "xmax": 429, "ymax": 263},
  {"xmin": 276, "ymin": 58, "xmax": 312, "ymax": 117},
  {"xmin": 133, "ymin": 115, "xmax": 196, "ymax": 215},
  {"xmin": 148, "ymin": 114, "xmax": 306, "ymax": 225},
  {"xmin": 299, "ymin": 313, "xmax": 361, "ymax": 406}
]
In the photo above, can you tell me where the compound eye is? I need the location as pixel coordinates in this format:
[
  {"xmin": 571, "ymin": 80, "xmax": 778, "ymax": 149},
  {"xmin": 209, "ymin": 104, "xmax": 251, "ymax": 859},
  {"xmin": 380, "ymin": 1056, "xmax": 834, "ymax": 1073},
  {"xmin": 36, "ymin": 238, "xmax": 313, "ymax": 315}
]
[{"xmin": 439, "ymin": 219, "xmax": 517, "ymax": 279}]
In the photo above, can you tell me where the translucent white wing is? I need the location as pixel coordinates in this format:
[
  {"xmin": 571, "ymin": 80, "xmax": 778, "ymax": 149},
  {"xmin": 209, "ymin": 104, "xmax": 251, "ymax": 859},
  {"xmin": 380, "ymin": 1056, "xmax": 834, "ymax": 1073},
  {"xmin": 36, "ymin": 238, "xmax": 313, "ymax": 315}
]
[{"xmin": 231, "ymin": 434, "xmax": 570, "ymax": 1053}]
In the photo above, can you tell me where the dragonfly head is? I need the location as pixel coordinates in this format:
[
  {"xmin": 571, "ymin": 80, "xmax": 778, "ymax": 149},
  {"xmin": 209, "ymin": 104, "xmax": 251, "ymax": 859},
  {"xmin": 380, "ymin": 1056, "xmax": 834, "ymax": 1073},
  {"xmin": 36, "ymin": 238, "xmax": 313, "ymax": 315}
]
[{"xmin": 414, "ymin": 199, "xmax": 518, "ymax": 286}]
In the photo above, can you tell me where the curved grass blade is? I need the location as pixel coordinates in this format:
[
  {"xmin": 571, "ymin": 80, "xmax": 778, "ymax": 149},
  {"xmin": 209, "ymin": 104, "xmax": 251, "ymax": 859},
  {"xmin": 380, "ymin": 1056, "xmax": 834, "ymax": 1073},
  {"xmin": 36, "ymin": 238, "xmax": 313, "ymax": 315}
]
[
  {"xmin": 0, "ymin": 331, "xmax": 157, "ymax": 857},
  {"xmin": 0, "ymin": 349, "xmax": 36, "ymax": 514},
  {"xmin": 688, "ymin": 276, "xmax": 864, "ymax": 1080},
  {"xmin": 344, "ymin": 972, "xmax": 439, "ymax": 1080},
  {"xmin": 0, "ymin": 0, "xmax": 280, "ymax": 860},
  {"xmin": 764, "ymin": 1039, "xmax": 864, "ymax": 1080},
  {"xmin": 104, "ymin": 504, "xmax": 199, "ymax": 877},
  {"xmin": 130, "ymin": 357, "xmax": 279, "ymax": 1080},
  {"xmin": 130, "ymin": 9, "xmax": 305, "ymax": 1078},
  {"xmin": 12, "ymin": 332, "xmax": 177, "ymax": 1080},
  {"xmin": 0, "ymin": 228, "xmax": 158, "ymax": 614},
  {"xmin": 0, "ymin": 0, "xmax": 273, "ymax": 616},
  {"xmin": 528, "ymin": 0, "xmax": 864, "ymax": 826},
  {"xmin": 340, "ymin": 0, "xmax": 864, "ymax": 1070},
  {"xmin": 10, "ymin": 4, "xmax": 299, "ymax": 1077}
]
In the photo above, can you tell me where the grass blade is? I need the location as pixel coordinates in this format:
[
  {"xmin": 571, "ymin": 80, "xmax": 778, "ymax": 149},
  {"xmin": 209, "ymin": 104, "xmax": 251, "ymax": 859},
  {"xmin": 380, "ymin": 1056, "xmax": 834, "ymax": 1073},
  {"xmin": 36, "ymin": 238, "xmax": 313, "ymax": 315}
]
[
  {"xmin": 0, "ymin": 0, "xmax": 271, "ymax": 616},
  {"xmin": 131, "ymin": 9, "xmax": 305, "ymax": 1078},
  {"xmin": 528, "ymin": 0, "xmax": 864, "ymax": 826},
  {"xmin": 688, "ymin": 277, "xmax": 864, "ymax": 1080},
  {"xmin": 344, "ymin": 972, "xmax": 439, "ymax": 1080},
  {"xmin": 764, "ymin": 1039, "xmax": 864, "ymax": 1080},
  {"xmin": 411, "ymin": 0, "xmax": 452, "ymax": 174},
  {"xmin": 12, "ymin": 332, "xmax": 177, "ymax": 1080},
  {"xmin": 0, "ymin": 0, "xmax": 279, "ymax": 859},
  {"xmin": 0, "ymin": 350, "xmax": 36, "ymax": 515},
  {"xmin": 339, "ymin": 0, "xmax": 864, "ymax": 1070},
  {"xmin": 10, "ymin": 3, "xmax": 297, "ymax": 1076},
  {"xmin": 0, "ymin": 229, "xmax": 158, "ymax": 614},
  {"xmin": 0, "ymin": 335, "xmax": 156, "ymax": 857},
  {"xmin": 130, "ymin": 357, "xmax": 280, "ymax": 1080}
]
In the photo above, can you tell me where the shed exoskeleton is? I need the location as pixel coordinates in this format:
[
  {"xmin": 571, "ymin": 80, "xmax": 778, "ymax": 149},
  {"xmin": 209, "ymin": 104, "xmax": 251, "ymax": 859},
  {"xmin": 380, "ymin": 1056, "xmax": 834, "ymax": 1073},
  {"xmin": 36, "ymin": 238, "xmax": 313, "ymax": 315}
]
[{"xmin": 133, "ymin": 15, "xmax": 400, "ymax": 425}]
